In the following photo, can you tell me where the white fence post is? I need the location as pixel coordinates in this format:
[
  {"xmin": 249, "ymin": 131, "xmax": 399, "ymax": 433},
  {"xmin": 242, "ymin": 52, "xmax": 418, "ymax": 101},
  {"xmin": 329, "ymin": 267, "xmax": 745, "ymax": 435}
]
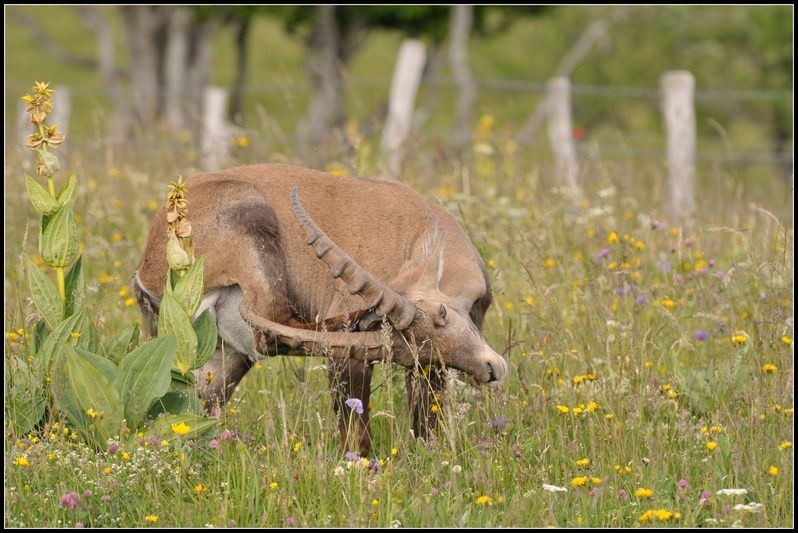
[
  {"xmin": 546, "ymin": 76, "xmax": 578, "ymax": 189},
  {"xmin": 662, "ymin": 70, "xmax": 696, "ymax": 222},
  {"xmin": 381, "ymin": 39, "xmax": 426, "ymax": 177},
  {"xmin": 201, "ymin": 86, "xmax": 231, "ymax": 172}
]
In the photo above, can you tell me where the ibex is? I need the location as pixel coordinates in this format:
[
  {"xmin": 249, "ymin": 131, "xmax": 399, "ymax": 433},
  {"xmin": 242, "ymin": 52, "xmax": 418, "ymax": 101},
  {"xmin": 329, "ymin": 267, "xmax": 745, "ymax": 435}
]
[{"xmin": 133, "ymin": 164, "xmax": 507, "ymax": 456}]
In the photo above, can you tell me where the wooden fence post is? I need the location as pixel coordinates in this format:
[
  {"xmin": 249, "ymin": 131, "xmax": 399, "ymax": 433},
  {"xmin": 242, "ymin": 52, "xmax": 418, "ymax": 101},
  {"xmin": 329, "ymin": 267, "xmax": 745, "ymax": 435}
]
[
  {"xmin": 201, "ymin": 86, "xmax": 231, "ymax": 172},
  {"xmin": 661, "ymin": 70, "xmax": 696, "ymax": 222},
  {"xmin": 381, "ymin": 39, "xmax": 426, "ymax": 177},
  {"xmin": 546, "ymin": 76, "xmax": 578, "ymax": 189}
]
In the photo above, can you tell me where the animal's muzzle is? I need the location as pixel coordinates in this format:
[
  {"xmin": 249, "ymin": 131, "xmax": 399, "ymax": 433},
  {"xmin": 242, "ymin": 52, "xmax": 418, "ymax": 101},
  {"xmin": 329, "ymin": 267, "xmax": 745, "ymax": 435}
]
[{"xmin": 486, "ymin": 362, "xmax": 498, "ymax": 383}]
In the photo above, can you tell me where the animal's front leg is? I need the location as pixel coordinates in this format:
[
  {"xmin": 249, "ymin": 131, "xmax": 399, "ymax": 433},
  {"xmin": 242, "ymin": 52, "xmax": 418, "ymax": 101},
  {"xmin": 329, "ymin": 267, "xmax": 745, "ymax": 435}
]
[
  {"xmin": 193, "ymin": 340, "xmax": 253, "ymax": 413},
  {"xmin": 406, "ymin": 365, "xmax": 448, "ymax": 443},
  {"xmin": 328, "ymin": 359, "xmax": 374, "ymax": 458}
]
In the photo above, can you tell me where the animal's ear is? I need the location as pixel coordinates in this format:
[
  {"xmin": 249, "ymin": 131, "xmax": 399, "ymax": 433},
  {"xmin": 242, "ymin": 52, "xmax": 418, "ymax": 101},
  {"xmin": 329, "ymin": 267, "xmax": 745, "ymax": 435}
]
[{"xmin": 391, "ymin": 224, "xmax": 444, "ymax": 293}]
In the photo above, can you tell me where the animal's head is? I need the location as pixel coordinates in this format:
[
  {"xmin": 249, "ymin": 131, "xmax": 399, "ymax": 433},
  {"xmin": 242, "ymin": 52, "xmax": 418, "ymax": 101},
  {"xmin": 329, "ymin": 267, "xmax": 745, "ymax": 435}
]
[{"xmin": 241, "ymin": 187, "xmax": 508, "ymax": 385}]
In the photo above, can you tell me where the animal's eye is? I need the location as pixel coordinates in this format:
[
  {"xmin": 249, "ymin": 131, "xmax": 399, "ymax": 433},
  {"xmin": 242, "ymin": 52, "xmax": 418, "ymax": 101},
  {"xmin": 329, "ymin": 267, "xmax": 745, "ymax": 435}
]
[{"xmin": 439, "ymin": 304, "xmax": 447, "ymax": 319}]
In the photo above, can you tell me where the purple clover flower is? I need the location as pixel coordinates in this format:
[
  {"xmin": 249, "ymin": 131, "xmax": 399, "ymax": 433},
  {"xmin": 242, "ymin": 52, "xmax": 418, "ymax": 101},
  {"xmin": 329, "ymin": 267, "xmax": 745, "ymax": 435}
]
[
  {"xmin": 345, "ymin": 398, "xmax": 364, "ymax": 414},
  {"xmin": 619, "ymin": 489, "xmax": 629, "ymax": 502},
  {"xmin": 209, "ymin": 439, "xmax": 220, "ymax": 449},
  {"xmin": 60, "ymin": 492, "xmax": 80, "ymax": 511},
  {"xmin": 108, "ymin": 442, "xmax": 118, "ymax": 454},
  {"xmin": 678, "ymin": 479, "xmax": 689, "ymax": 489}
]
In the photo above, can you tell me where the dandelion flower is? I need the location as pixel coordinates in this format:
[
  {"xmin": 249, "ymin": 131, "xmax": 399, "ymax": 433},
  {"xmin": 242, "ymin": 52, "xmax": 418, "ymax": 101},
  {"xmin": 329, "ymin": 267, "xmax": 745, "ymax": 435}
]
[
  {"xmin": 270, "ymin": 482, "xmax": 278, "ymax": 490},
  {"xmin": 635, "ymin": 488, "xmax": 653, "ymax": 498},
  {"xmin": 591, "ymin": 477, "xmax": 602, "ymax": 485},
  {"xmin": 762, "ymin": 364, "xmax": 777, "ymax": 373},
  {"xmin": 14, "ymin": 456, "xmax": 30, "ymax": 467},
  {"xmin": 171, "ymin": 422, "xmax": 191, "ymax": 436},
  {"xmin": 779, "ymin": 441, "xmax": 791, "ymax": 450},
  {"xmin": 706, "ymin": 441, "xmax": 718, "ymax": 451},
  {"xmin": 475, "ymin": 495, "xmax": 493, "ymax": 505},
  {"xmin": 781, "ymin": 336, "xmax": 792, "ymax": 345},
  {"xmin": 145, "ymin": 515, "xmax": 158, "ymax": 523},
  {"xmin": 576, "ymin": 458, "xmax": 590, "ymax": 468},
  {"xmin": 557, "ymin": 405, "xmax": 569, "ymax": 414},
  {"xmin": 571, "ymin": 477, "xmax": 589, "ymax": 487},
  {"xmin": 768, "ymin": 466, "xmax": 778, "ymax": 476}
]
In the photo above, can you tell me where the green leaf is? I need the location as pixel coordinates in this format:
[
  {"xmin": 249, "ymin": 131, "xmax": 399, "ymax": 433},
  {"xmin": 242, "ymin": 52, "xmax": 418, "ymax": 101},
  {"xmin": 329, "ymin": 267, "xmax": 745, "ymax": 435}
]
[
  {"xmin": 192, "ymin": 308, "xmax": 218, "ymax": 370},
  {"xmin": 36, "ymin": 307, "xmax": 98, "ymax": 373},
  {"xmin": 25, "ymin": 173, "xmax": 60, "ymax": 216},
  {"xmin": 27, "ymin": 257, "xmax": 63, "ymax": 330},
  {"xmin": 37, "ymin": 148, "xmax": 61, "ymax": 176},
  {"xmin": 173, "ymin": 255, "xmax": 206, "ymax": 317},
  {"xmin": 4, "ymin": 357, "xmax": 47, "ymax": 435},
  {"xmin": 64, "ymin": 255, "xmax": 84, "ymax": 316},
  {"xmin": 168, "ymin": 268, "xmax": 180, "ymax": 292},
  {"xmin": 147, "ymin": 413, "xmax": 219, "ymax": 440},
  {"xmin": 102, "ymin": 323, "xmax": 140, "ymax": 365},
  {"xmin": 57, "ymin": 172, "xmax": 78, "ymax": 207},
  {"xmin": 158, "ymin": 291, "xmax": 197, "ymax": 375},
  {"xmin": 40, "ymin": 204, "xmax": 79, "ymax": 268},
  {"xmin": 54, "ymin": 344, "xmax": 124, "ymax": 446},
  {"xmin": 146, "ymin": 376, "xmax": 204, "ymax": 418},
  {"xmin": 114, "ymin": 335, "xmax": 176, "ymax": 427}
]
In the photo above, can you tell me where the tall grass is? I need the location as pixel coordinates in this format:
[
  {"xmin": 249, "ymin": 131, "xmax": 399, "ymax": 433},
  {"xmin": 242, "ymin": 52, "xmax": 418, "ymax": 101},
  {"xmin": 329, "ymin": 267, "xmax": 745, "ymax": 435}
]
[{"xmin": 4, "ymin": 118, "xmax": 793, "ymax": 527}]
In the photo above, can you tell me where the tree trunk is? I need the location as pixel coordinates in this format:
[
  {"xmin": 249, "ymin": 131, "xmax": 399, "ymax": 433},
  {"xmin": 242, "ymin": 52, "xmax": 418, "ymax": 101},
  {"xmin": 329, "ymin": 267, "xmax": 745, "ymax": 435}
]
[
  {"xmin": 229, "ymin": 18, "xmax": 251, "ymax": 126},
  {"xmin": 75, "ymin": 6, "xmax": 130, "ymax": 138},
  {"xmin": 298, "ymin": 5, "xmax": 346, "ymax": 165},
  {"xmin": 164, "ymin": 7, "xmax": 193, "ymax": 133},
  {"xmin": 449, "ymin": 5, "xmax": 475, "ymax": 155},
  {"xmin": 413, "ymin": 43, "xmax": 442, "ymax": 131},
  {"xmin": 121, "ymin": 6, "xmax": 164, "ymax": 128}
]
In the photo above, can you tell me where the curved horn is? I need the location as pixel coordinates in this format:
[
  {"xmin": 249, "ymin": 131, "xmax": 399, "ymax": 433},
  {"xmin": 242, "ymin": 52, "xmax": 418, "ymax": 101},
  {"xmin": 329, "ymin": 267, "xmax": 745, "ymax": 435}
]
[
  {"xmin": 241, "ymin": 303, "xmax": 404, "ymax": 364},
  {"xmin": 290, "ymin": 186, "xmax": 417, "ymax": 330}
]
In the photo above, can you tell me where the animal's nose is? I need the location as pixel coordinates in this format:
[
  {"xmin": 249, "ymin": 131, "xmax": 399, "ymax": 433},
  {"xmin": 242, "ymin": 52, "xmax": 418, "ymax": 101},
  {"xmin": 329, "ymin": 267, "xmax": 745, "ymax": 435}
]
[{"xmin": 486, "ymin": 362, "xmax": 497, "ymax": 383}]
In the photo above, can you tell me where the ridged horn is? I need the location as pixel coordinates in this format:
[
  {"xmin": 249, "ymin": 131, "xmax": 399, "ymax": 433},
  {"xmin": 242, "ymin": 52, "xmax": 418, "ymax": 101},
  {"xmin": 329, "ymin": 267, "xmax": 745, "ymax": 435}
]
[
  {"xmin": 290, "ymin": 186, "xmax": 417, "ymax": 330},
  {"xmin": 240, "ymin": 303, "xmax": 395, "ymax": 363}
]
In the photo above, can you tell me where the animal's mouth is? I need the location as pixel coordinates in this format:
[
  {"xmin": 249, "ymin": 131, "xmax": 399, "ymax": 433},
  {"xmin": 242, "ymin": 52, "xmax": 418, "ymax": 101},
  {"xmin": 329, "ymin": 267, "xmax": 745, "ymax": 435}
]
[{"xmin": 486, "ymin": 362, "xmax": 498, "ymax": 383}]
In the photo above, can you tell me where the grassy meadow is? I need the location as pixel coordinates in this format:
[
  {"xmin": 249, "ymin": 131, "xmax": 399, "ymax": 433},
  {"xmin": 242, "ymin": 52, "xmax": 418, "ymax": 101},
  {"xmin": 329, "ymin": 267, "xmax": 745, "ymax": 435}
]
[
  {"xmin": 4, "ymin": 115, "xmax": 794, "ymax": 527},
  {"xmin": 3, "ymin": 7, "xmax": 794, "ymax": 529}
]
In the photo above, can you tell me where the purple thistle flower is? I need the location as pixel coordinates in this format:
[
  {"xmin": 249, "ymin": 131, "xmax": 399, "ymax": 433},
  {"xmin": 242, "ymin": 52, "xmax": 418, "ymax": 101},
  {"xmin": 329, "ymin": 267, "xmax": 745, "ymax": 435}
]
[
  {"xmin": 708, "ymin": 259, "xmax": 715, "ymax": 266},
  {"xmin": 108, "ymin": 442, "xmax": 118, "ymax": 454},
  {"xmin": 700, "ymin": 489, "xmax": 711, "ymax": 505},
  {"xmin": 618, "ymin": 489, "xmax": 628, "ymax": 502},
  {"xmin": 651, "ymin": 220, "xmax": 663, "ymax": 230},
  {"xmin": 431, "ymin": 487, "xmax": 439, "ymax": 495},
  {"xmin": 678, "ymin": 479, "xmax": 689, "ymax": 489},
  {"xmin": 286, "ymin": 517, "xmax": 297, "ymax": 526},
  {"xmin": 714, "ymin": 270, "xmax": 724, "ymax": 278},
  {"xmin": 76, "ymin": 523, "xmax": 84, "ymax": 529},
  {"xmin": 674, "ymin": 274, "xmax": 683, "ymax": 283},
  {"xmin": 220, "ymin": 429, "xmax": 233, "ymax": 440},
  {"xmin": 597, "ymin": 248, "xmax": 611, "ymax": 260},
  {"xmin": 692, "ymin": 330, "xmax": 709, "ymax": 341},
  {"xmin": 83, "ymin": 490, "xmax": 92, "ymax": 499},
  {"xmin": 444, "ymin": 481, "xmax": 452, "ymax": 489},
  {"xmin": 345, "ymin": 397, "xmax": 364, "ymax": 414}
]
